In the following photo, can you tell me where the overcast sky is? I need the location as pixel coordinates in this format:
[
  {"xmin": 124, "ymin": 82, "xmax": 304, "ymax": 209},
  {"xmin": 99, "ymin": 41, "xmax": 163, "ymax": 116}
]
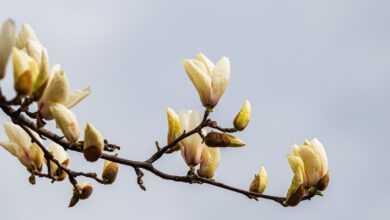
[{"xmin": 0, "ymin": 0, "xmax": 389, "ymax": 219}]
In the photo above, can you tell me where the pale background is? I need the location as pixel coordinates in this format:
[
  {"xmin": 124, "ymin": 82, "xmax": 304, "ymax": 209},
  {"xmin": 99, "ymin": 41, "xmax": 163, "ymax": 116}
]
[{"xmin": 0, "ymin": 0, "xmax": 389, "ymax": 219}]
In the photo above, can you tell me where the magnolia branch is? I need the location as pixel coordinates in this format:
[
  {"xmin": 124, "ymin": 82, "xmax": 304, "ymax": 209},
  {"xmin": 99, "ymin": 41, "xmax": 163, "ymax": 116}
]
[{"xmin": 0, "ymin": 91, "xmax": 320, "ymax": 207}]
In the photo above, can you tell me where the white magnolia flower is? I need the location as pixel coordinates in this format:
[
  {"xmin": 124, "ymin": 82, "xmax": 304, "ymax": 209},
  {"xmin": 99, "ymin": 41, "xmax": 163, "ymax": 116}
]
[
  {"xmin": 0, "ymin": 19, "xmax": 16, "ymax": 79},
  {"xmin": 0, "ymin": 122, "xmax": 44, "ymax": 171},
  {"xmin": 197, "ymin": 146, "xmax": 220, "ymax": 178},
  {"xmin": 183, "ymin": 52, "xmax": 230, "ymax": 109},
  {"xmin": 38, "ymin": 65, "xmax": 90, "ymax": 119},
  {"xmin": 290, "ymin": 138, "xmax": 328, "ymax": 187},
  {"xmin": 178, "ymin": 110, "xmax": 207, "ymax": 167},
  {"xmin": 286, "ymin": 138, "xmax": 329, "ymax": 204}
]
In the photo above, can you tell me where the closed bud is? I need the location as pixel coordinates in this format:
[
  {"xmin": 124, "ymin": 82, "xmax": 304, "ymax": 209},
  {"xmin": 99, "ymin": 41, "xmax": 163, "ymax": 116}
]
[
  {"xmin": 317, "ymin": 172, "xmax": 330, "ymax": 191},
  {"xmin": 102, "ymin": 160, "xmax": 119, "ymax": 184},
  {"xmin": 197, "ymin": 147, "xmax": 220, "ymax": 178},
  {"xmin": 249, "ymin": 166, "xmax": 268, "ymax": 193},
  {"xmin": 0, "ymin": 19, "xmax": 16, "ymax": 79},
  {"xmin": 48, "ymin": 143, "xmax": 70, "ymax": 181},
  {"xmin": 50, "ymin": 104, "xmax": 80, "ymax": 143},
  {"xmin": 205, "ymin": 132, "xmax": 245, "ymax": 148},
  {"xmin": 83, "ymin": 123, "xmax": 104, "ymax": 162},
  {"xmin": 166, "ymin": 107, "xmax": 182, "ymax": 153},
  {"xmin": 12, "ymin": 47, "xmax": 38, "ymax": 95},
  {"xmin": 233, "ymin": 100, "xmax": 251, "ymax": 131},
  {"xmin": 77, "ymin": 182, "xmax": 93, "ymax": 200}
]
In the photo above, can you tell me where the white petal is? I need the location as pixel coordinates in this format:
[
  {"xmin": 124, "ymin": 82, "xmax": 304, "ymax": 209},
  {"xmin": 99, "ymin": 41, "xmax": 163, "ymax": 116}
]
[
  {"xmin": 64, "ymin": 86, "xmax": 91, "ymax": 109},
  {"xmin": 16, "ymin": 24, "xmax": 39, "ymax": 49},
  {"xmin": 48, "ymin": 142, "xmax": 69, "ymax": 164},
  {"xmin": 195, "ymin": 52, "xmax": 215, "ymax": 74},
  {"xmin": 210, "ymin": 57, "xmax": 230, "ymax": 104},
  {"xmin": 183, "ymin": 59, "xmax": 213, "ymax": 107},
  {"xmin": 0, "ymin": 19, "xmax": 16, "ymax": 79},
  {"xmin": 50, "ymin": 104, "xmax": 80, "ymax": 143},
  {"xmin": 310, "ymin": 138, "xmax": 328, "ymax": 176},
  {"xmin": 3, "ymin": 122, "xmax": 31, "ymax": 151}
]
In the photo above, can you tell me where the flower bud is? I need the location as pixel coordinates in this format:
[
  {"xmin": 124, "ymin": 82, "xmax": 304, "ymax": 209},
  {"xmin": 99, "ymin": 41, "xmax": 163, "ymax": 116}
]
[
  {"xmin": 77, "ymin": 182, "xmax": 93, "ymax": 200},
  {"xmin": 197, "ymin": 147, "xmax": 220, "ymax": 178},
  {"xmin": 50, "ymin": 104, "xmax": 80, "ymax": 143},
  {"xmin": 0, "ymin": 19, "xmax": 16, "ymax": 79},
  {"xmin": 249, "ymin": 166, "xmax": 268, "ymax": 194},
  {"xmin": 102, "ymin": 160, "xmax": 119, "ymax": 184},
  {"xmin": 233, "ymin": 100, "xmax": 251, "ymax": 131},
  {"xmin": 12, "ymin": 47, "xmax": 39, "ymax": 95},
  {"xmin": 83, "ymin": 123, "xmax": 104, "ymax": 162},
  {"xmin": 205, "ymin": 132, "xmax": 245, "ymax": 148},
  {"xmin": 166, "ymin": 107, "xmax": 182, "ymax": 153},
  {"xmin": 316, "ymin": 172, "xmax": 330, "ymax": 191},
  {"xmin": 48, "ymin": 143, "xmax": 70, "ymax": 181}
]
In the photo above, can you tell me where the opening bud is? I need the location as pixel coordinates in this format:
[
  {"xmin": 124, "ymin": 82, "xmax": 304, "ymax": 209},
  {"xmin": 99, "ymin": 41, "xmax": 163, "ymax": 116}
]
[
  {"xmin": 197, "ymin": 147, "xmax": 220, "ymax": 178},
  {"xmin": 166, "ymin": 107, "xmax": 182, "ymax": 153},
  {"xmin": 249, "ymin": 166, "xmax": 268, "ymax": 194}
]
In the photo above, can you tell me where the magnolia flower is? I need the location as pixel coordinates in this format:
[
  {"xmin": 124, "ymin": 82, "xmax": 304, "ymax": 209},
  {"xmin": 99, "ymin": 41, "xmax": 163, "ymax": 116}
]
[
  {"xmin": 0, "ymin": 122, "xmax": 44, "ymax": 171},
  {"xmin": 233, "ymin": 100, "xmax": 251, "ymax": 131},
  {"xmin": 0, "ymin": 19, "xmax": 16, "ymax": 79},
  {"xmin": 50, "ymin": 103, "xmax": 80, "ymax": 143},
  {"xmin": 183, "ymin": 52, "xmax": 230, "ymax": 109},
  {"xmin": 178, "ymin": 110, "xmax": 207, "ymax": 167},
  {"xmin": 38, "ymin": 65, "xmax": 90, "ymax": 119},
  {"xmin": 197, "ymin": 147, "xmax": 220, "ymax": 178},
  {"xmin": 102, "ymin": 160, "xmax": 119, "ymax": 184},
  {"xmin": 249, "ymin": 166, "xmax": 268, "ymax": 194},
  {"xmin": 48, "ymin": 143, "xmax": 70, "ymax": 181},
  {"xmin": 285, "ymin": 138, "xmax": 329, "ymax": 206},
  {"xmin": 83, "ymin": 123, "xmax": 104, "ymax": 162}
]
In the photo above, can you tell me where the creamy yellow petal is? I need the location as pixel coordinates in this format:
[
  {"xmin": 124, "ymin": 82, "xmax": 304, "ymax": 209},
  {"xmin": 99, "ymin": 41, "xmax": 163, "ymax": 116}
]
[
  {"xmin": 210, "ymin": 57, "xmax": 230, "ymax": 105},
  {"xmin": 198, "ymin": 147, "xmax": 220, "ymax": 178},
  {"xmin": 195, "ymin": 52, "xmax": 215, "ymax": 74},
  {"xmin": 64, "ymin": 86, "xmax": 91, "ymax": 109},
  {"xmin": 166, "ymin": 107, "xmax": 182, "ymax": 145},
  {"xmin": 0, "ymin": 19, "xmax": 16, "ymax": 79},
  {"xmin": 183, "ymin": 59, "xmax": 213, "ymax": 107},
  {"xmin": 16, "ymin": 24, "xmax": 39, "ymax": 49}
]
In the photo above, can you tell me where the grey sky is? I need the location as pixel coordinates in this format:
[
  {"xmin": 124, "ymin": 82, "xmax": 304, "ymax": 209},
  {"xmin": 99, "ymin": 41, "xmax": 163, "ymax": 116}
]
[{"xmin": 0, "ymin": 0, "xmax": 389, "ymax": 219}]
